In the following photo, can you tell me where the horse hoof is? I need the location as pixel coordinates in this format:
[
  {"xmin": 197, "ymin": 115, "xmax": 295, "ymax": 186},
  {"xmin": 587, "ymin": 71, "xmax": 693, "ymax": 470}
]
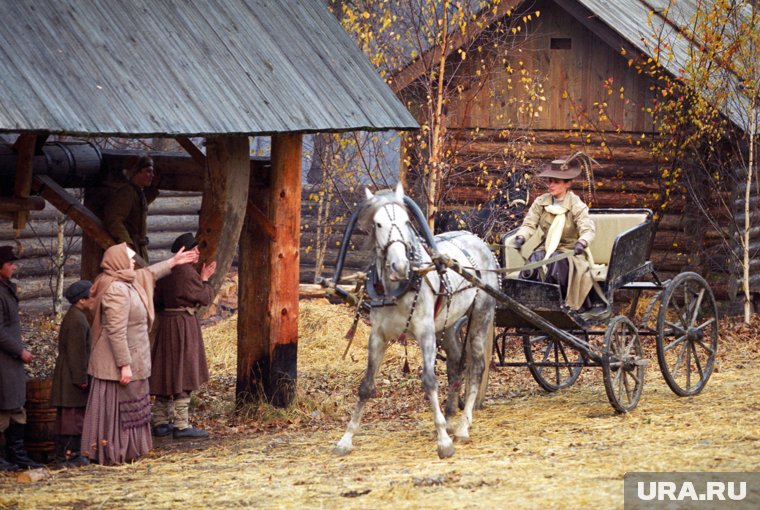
[
  {"xmin": 334, "ymin": 443, "xmax": 353, "ymax": 456},
  {"xmin": 437, "ymin": 442, "xmax": 455, "ymax": 459},
  {"xmin": 453, "ymin": 434, "xmax": 471, "ymax": 444}
]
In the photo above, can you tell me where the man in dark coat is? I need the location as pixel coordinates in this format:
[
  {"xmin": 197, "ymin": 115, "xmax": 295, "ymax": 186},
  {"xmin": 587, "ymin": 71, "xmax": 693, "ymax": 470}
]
[
  {"xmin": 150, "ymin": 234, "xmax": 216, "ymax": 439},
  {"xmin": 0, "ymin": 246, "xmax": 42, "ymax": 470},
  {"xmin": 102, "ymin": 155, "xmax": 159, "ymax": 262},
  {"xmin": 50, "ymin": 280, "xmax": 93, "ymax": 467}
]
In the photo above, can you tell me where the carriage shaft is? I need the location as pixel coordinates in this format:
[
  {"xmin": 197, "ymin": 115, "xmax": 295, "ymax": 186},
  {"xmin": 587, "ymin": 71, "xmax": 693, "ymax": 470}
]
[{"xmin": 435, "ymin": 256, "xmax": 603, "ymax": 364}]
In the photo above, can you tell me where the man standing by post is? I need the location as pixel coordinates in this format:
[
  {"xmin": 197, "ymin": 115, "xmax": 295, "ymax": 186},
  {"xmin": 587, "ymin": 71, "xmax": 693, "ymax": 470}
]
[
  {"xmin": 103, "ymin": 155, "xmax": 159, "ymax": 263},
  {"xmin": 0, "ymin": 246, "xmax": 42, "ymax": 470}
]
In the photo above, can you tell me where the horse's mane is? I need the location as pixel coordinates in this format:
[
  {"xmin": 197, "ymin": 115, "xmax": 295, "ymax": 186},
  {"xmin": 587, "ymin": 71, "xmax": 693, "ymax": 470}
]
[{"xmin": 357, "ymin": 189, "xmax": 407, "ymax": 249}]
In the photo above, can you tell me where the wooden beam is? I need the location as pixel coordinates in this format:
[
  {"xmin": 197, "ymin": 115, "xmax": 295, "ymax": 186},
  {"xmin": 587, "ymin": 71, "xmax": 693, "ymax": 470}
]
[
  {"xmin": 0, "ymin": 196, "xmax": 46, "ymax": 212},
  {"xmin": 245, "ymin": 201, "xmax": 276, "ymax": 239},
  {"xmin": 33, "ymin": 175, "xmax": 147, "ymax": 270},
  {"xmin": 175, "ymin": 136, "xmax": 207, "ymax": 168},
  {"xmin": 196, "ymin": 136, "xmax": 251, "ymax": 292},
  {"xmin": 237, "ymin": 133, "xmax": 302, "ymax": 408},
  {"xmin": 12, "ymin": 134, "xmax": 36, "ymax": 230},
  {"xmin": 267, "ymin": 133, "xmax": 302, "ymax": 406}
]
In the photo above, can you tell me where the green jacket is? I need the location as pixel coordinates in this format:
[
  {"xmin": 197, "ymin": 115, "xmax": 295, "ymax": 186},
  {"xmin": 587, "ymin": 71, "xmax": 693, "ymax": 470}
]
[{"xmin": 102, "ymin": 181, "xmax": 159, "ymax": 262}]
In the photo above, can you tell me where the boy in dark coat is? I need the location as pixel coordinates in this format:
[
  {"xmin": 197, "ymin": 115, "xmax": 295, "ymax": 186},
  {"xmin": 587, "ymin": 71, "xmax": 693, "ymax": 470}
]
[
  {"xmin": 50, "ymin": 280, "xmax": 93, "ymax": 467},
  {"xmin": 150, "ymin": 234, "xmax": 216, "ymax": 439}
]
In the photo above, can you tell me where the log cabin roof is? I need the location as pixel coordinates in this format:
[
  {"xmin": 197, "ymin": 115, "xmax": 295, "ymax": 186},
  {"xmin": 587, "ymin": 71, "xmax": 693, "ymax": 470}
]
[
  {"xmin": 573, "ymin": 0, "xmax": 755, "ymax": 133},
  {"xmin": 0, "ymin": 0, "xmax": 418, "ymax": 137},
  {"xmin": 391, "ymin": 0, "xmax": 756, "ymax": 133}
]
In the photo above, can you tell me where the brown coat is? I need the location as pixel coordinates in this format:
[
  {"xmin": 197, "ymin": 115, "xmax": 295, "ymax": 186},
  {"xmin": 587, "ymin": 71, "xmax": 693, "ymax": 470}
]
[
  {"xmin": 102, "ymin": 181, "xmax": 159, "ymax": 262},
  {"xmin": 0, "ymin": 278, "xmax": 26, "ymax": 410},
  {"xmin": 515, "ymin": 191, "xmax": 596, "ymax": 310},
  {"xmin": 150, "ymin": 264, "xmax": 215, "ymax": 396},
  {"xmin": 88, "ymin": 261, "xmax": 171, "ymax": 382},
  {"xmin": 50, "ymin": 306, "xmax": 91, "ymax": 408}
]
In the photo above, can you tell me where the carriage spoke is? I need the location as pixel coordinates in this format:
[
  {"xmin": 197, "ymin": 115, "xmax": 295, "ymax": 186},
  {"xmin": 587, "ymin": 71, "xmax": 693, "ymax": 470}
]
[
  {"xmin": 694, "ymin": 318, "xmax": 717, "ymax": 333},
  {"xmin": 664, "ymin": 319, "xmax": 687, "ymax": 336},
  {"xmin": 690, "ymin": 341, "xmax": 705, "ymax": 380},
  {"xmin": 687, "ymin": 288, "xmax": 705, "ymax": 329},
  {"xmin": 693, "ymin": 337, "xmax": 715, "ymax": 355},
  {"xmin": 623, "ymin": 371, "xmax": 633, "ymax": 404},
  {"xmin": 672, "ymin": 340, "xmax": 689, "ymax": 380},
  {"xmin": 664, "ymin": 334, "xmax": 688, "ymax": 353}
]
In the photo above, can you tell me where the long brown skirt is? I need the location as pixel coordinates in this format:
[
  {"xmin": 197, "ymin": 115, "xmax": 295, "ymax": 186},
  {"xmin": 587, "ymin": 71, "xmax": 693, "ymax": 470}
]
[{"xmin": 81, "ymin": 378, "xmax": 152, "ymax": 466}]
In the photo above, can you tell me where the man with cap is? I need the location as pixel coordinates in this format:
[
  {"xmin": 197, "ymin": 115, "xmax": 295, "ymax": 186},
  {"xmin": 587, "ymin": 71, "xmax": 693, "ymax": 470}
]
[
  {"xmin": 150, "ymin": 233, "xmax": 217, "ymax": 439},
  {"xmin": 102, "ymin": 155, "xmax": 159, "ymax": 262},
  {"xmin": 50, "ymin": 280, "xmax": 94, "ymax": 467},
  {"xmin": 0, "ymin": 246, "xmax": 43, "ymax": 470},
  {"xmin": 511, "ymin": 153, "xmax": 598, "ymax": 311}
]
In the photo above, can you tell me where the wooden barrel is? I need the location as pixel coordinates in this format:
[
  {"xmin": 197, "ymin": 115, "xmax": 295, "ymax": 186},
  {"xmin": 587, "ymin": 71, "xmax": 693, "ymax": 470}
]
[{"xmin": 24, "ymin": 378, "xmax": 56, "ymax": 461}]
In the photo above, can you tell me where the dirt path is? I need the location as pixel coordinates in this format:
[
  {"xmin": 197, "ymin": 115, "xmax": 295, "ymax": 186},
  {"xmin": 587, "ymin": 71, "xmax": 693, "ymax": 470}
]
[{"xmin": 2, "ymin": 357, "xmax": 758, "ymax": 509}]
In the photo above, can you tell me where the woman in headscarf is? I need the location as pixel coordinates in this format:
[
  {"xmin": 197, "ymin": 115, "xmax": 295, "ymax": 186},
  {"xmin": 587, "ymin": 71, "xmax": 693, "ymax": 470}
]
[
  {"xmin": 512, "ymin": 153, "xmax": 597, "ymax": 311},
  {"xmin": 81, "ymin": 242, "xmax": 197, "ymax": 465}
]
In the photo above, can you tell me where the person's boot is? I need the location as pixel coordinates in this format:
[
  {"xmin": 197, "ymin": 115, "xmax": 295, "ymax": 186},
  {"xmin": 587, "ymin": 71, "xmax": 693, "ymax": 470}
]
[
  {"xmin": 0, "ymin": 449, "xmax": 19, "ymax": 471},
  {"xmin": 63, "ymin": 436, "xmax": 89, "ymax": 467},
  {"xmin": 5, "ymin": 423, "xmax": 43, "ymax": 469},
  {"xmin": 172, "ymin": 397, "xmax": 208, "ymax": 439},
  {"xmin": 151, "ymin": 397, "xmax": 174, "ymax": 437}
]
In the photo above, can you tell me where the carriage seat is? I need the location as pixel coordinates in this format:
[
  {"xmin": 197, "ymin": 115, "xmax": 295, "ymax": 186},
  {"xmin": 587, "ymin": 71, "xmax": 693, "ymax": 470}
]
[{"xmin": 502, "ymin": 211, "xmax": 649, "ymax": 282}]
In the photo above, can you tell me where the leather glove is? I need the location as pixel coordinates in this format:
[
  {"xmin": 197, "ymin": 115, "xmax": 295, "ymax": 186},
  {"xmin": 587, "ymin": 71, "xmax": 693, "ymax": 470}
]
[
  {"xmin": 513, "ymin": 236, "xmax": 525, "ymax": 249},
  {"xmin": 573, "ymin": 241, "xmax": 586, "ymax": 256}
]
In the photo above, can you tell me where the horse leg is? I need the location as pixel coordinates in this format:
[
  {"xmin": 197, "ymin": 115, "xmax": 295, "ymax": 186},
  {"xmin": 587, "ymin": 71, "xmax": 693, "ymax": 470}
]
[
  {"xmin": 455, "ymin": 308, "xmax": 493, "ymax": 442},
  {"xmin": 334, "ymin": 331, "xmax": 387, "ymax": 456},
  {"xmin": 419, "ymin": 329, "xmax": 455, "ymax": 459},
  {"xmin": 440, "ymin": 321, "xmax": 464, "ymax": 434}
]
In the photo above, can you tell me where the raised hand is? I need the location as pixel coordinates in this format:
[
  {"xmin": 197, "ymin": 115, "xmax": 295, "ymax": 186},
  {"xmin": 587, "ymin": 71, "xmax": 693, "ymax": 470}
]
[{"xmin": 201, "ymin": 261, "xmax": 217, "ymax": 282}]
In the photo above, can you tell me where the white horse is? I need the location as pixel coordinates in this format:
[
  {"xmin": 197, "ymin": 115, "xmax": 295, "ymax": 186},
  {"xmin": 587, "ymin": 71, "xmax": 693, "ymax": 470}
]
[{"xmin": 334, "ymin": 183, "xmax": 498, "ymax": 459}]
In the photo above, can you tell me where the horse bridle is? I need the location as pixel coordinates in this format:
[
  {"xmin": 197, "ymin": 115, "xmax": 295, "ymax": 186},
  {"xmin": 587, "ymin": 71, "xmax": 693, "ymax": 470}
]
[{"xmin": 367, "ymin": 203, "xmax": 422, "ymax": 303}]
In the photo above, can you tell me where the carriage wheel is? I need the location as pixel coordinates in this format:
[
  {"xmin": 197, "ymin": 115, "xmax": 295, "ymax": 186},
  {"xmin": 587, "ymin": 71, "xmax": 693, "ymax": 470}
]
[
  {"xmin": 462, "ymin": 321, "xmax": 494, "ymax": 410},
  {"xmin": 523, "ymin": 334, "xmax": 583, "ymax": 392},
  {"xmin": 602, "ymin": 316, "xmax": 645, "ymax": 413},
  {"xmin": 656, "ymin": 272, "xmax": 718, "ymax": 396}
]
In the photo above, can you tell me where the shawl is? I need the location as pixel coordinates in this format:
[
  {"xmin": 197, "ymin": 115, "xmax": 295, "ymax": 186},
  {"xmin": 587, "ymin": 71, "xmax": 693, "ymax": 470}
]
[{"xmin": 88, "ymin": 243, "xmax": 156, "ymax": 347}]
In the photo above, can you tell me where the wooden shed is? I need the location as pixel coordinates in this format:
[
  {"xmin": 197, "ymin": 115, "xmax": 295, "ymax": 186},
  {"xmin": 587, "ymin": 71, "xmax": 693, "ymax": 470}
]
[
  {"xmin": 392, "ymin": 0, "xmax": 758, "ymax": 307},
  {"xmin": 0, "ymin": 0, "xmax": 417, "ymax": 406}
]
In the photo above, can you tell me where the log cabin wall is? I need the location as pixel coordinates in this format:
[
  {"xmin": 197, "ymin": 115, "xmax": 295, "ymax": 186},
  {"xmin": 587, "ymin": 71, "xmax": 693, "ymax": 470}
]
[{"xmin": 399, "ymin": 0, "xmax": 741, "ymax": 301}]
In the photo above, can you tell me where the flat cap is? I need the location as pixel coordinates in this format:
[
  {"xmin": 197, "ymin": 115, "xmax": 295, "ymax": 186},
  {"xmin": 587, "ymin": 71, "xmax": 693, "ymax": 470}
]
[
  {"xmin": 65, "ymin": 280, "xmax": 92, "ymax": 304},
  {"xmin": 0, "ymin": 246, "xmax": 19, "ymax": 266},
  {"xmin": 171, "ymin": 233, "xmax": 198, "ymax": 253}
]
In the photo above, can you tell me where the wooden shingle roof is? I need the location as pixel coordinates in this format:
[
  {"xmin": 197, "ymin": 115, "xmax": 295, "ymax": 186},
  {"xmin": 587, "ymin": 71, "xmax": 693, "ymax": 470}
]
[{"xmin": 0, "ymin": 0, "xmax": 418, "ymax": 137}]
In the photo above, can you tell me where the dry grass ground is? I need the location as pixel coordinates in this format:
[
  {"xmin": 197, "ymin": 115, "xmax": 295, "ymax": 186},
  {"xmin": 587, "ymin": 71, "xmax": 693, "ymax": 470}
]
[{"xmin": 1, "ymin": 299, "xmax": 759, "ymax": 509}]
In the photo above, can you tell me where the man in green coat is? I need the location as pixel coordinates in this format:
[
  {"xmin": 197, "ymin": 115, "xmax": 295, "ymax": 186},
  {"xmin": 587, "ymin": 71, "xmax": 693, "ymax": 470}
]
[
  {"xmin": 50, "ymin": 280, "xmax": 93, "ymax": 467},
  {"xmin": 102, "ymin": 156, "xmax": 159, "ymax": 262}
]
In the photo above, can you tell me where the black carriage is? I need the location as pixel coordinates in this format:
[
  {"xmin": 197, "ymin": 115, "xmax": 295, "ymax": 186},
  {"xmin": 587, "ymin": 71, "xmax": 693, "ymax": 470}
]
[
  {"xmin": 453, "ymin": 208, "xmax": 719, "ymax": 412},
  {"xmin": 322, "ymin": 198, "xmax": 719, "ymax": 414}
]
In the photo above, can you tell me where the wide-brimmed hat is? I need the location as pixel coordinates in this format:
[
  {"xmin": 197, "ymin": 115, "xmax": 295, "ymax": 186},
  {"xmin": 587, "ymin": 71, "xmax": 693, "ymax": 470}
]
[
  {"xmin": 171, "ymin": 233, "xmax": 198, "ymax": 253},
  {"xmin": 0, "ymin": 246, "xmax": 19, "ymax": 266},
  {"xmin": 537, "ymin": 157, "xmax": 583, "ymax": 180},
  {"xmin": 65, "ymin": 280, "xmax": 92, "ymax": 304}
]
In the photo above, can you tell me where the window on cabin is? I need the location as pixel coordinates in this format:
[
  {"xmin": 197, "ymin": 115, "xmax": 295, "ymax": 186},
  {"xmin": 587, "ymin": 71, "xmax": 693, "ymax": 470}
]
[{"xmin": 550, "ymin": 38, "xmax": 572, "ymax": 50}]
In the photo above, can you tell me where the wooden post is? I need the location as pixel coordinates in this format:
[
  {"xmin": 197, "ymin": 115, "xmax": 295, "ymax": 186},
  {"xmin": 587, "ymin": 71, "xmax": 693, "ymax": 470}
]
[
  {"xmin": 196, "ymin": 136, "xmax": 251, "ymax": 293},
  {"xmin": 12, "ymin": 134, "xmax": 36, "ymax": 230},
  {"xmin": 237, "ymin": 134, "xmax": 301, "ymax": 407}
]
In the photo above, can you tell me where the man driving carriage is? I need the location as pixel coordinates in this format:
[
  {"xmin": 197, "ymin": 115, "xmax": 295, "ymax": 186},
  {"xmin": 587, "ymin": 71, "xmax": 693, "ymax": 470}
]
[{"xmin": 511, "ymin": 153, "xmax": 602, "ymax": 312}]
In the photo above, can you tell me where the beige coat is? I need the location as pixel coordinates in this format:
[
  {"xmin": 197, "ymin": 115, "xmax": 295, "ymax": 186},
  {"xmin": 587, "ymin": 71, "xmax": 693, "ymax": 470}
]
[
  {"xmin": 87, "ymin": 261, "xmax": 171, "ymax": 381},
  {"xmin": 515, "ymin": 191, "xmax": 595, "ymax": 309}
]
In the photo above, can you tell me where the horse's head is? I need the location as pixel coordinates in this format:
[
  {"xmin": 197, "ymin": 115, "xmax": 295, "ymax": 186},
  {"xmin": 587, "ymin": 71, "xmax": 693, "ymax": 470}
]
[{"xmin": 360, "ymin": 182, "xmax": 417, "ymax": 283}]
